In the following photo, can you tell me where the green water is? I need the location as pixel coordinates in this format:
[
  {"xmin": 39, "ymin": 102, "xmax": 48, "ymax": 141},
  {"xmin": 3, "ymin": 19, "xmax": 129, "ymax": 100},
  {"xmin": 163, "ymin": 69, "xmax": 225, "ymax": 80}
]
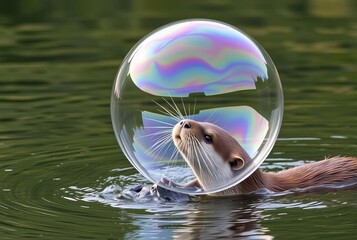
[{"xmin": 1, "ymin": 1, "xmax": 356, "ymax": 239}]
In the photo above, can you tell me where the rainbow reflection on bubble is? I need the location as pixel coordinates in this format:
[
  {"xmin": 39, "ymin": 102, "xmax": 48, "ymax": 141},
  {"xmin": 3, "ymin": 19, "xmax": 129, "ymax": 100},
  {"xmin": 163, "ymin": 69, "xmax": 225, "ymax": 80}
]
[
  {"xmin": 129, "ymin": 20, "xmax": 268, "ymax": 97},
  {"xmin": 132, "ymin": 106, "xmax": 268, "ymax": 170}
]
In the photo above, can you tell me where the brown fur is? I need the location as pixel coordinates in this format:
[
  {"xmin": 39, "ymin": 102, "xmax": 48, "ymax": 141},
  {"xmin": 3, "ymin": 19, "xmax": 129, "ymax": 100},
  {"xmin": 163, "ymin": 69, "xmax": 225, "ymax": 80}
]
[
  {"xmin": 218, "ymin": 156, "xmax": 357, "ymax": 196},
  {"xmin": 172, "ymin": 119, "xmax": 357, "ymax": 196}
]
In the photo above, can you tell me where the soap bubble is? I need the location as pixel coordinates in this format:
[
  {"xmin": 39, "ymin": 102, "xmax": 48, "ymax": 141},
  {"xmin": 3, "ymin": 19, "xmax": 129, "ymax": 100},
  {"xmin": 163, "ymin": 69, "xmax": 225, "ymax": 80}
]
[{"xmin": 111, "ymin": 19, "xmax": 283, "ymax": 195}]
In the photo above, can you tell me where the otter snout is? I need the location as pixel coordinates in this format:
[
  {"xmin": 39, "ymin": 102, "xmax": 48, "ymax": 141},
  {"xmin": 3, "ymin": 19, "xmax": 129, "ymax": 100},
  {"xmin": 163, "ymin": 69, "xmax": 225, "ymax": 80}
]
[
  {"xmin": 172, "ymin": 119, "xmax": 196, "ymax": 147},
  {"xmin": 180, "ymin": 120, "xmax": 191, "ymax": 129}
]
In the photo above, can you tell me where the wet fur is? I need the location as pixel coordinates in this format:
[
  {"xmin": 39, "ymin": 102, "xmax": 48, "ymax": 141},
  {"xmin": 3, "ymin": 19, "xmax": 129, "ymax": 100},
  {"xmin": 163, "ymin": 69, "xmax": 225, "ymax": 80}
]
[
  {"xmin": 218, "ymin": 156, "xmax": 357, "ymax": 196},
  {"xmin": 173, "ymin": 120, "xmax": 246, "ymax": 191},
  {"xmin": 173, "ymin": 119, "xmax": 357, "ymax": 196}
]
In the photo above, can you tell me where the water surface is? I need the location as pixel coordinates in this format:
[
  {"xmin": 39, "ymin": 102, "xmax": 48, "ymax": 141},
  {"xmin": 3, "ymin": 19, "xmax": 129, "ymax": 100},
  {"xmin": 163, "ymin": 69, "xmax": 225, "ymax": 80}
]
[{"xmin": 1, "ymin": 1, "xmax": 356, "ymax": 239}]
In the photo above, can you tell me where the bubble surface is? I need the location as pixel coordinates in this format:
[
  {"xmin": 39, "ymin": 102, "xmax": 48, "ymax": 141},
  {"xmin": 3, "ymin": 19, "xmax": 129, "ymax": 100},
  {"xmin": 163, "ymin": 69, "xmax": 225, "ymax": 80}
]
[
  {"xmin": 111, "ymin": 19, "xmax": 283, "ymax": 195},
  {"xmin": 129, "ymin": 21, "xmax": 267, "ymax": 97}
]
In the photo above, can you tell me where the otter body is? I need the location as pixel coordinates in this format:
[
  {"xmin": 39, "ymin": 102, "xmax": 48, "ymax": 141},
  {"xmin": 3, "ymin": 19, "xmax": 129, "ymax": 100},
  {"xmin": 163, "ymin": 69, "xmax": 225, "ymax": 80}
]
[
  {"xmin": 219, "ymin": 156, "xmax": 357, "ymax": 195},
  {"xmin": 172, "ymin": 119, "xmax": 357, "ymax": 196}
]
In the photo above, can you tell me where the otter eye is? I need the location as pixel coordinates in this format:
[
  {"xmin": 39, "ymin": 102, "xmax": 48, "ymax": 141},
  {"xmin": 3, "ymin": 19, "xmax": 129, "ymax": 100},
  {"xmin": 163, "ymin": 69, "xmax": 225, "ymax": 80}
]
[{"xmin": 204, "ymin": 134, "xmax": 213, "ymax": 143}]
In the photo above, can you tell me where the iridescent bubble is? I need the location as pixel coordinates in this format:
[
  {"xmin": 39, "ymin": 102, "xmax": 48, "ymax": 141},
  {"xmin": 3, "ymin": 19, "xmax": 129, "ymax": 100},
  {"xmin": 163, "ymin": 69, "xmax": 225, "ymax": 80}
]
[
  {"xmin": 111, "ymin": 19, "xmax": 283, "ymax": 195},
  {"xmin": 124, "ymin": 20, "xmax": 267, "ymax": 97}
]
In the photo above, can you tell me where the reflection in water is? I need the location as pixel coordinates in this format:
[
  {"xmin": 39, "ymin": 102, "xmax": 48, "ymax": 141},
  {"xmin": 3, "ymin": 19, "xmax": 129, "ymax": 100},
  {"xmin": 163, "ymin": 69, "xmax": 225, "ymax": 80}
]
[
  {"xmin": 169, "ymin": 197, "xmax": 272, "ymax": 239},
  {"xmin": 73, "ymin": 174, "xmax": 274, "ymax": 239},
  {"xmin": 122, "ymin": 186, "xmax": 357, "ymax": 239},
  {"xmin": 1, "ymin": 0, "xmax": 356, "ymax": 239},
  {"xmin": 69, "ymin": 171, "xmax": 357, "ymax": 239}
]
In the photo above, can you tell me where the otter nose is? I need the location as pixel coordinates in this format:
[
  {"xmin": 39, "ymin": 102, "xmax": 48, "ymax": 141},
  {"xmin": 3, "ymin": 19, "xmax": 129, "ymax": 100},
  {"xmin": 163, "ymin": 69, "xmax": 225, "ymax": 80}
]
[{"xmin": 180, "ymin": 120, "xmax": 191, "ymax": 129}]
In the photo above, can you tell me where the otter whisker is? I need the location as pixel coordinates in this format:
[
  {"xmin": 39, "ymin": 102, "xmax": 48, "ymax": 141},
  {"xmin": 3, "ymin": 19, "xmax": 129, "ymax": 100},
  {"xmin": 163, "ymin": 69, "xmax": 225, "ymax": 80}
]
[
  {"xmin": 158, "ymin": 139, "xmax": 176, "ymax": 164},
  {"xmin": 187, "ymin": 142, "xmax": 193, "ymax": 169},
  {"xmin": 196, "ymin": 140, "xmax": 218, "ymax": 185},
  {"xmin": 180, "ymin": 97, "xmax": 188, "ymax": 117},
  {"xmin": 150, "ymin": 133, "xmax": 172, "ymax": 152},
  {"xmin": 204, "ymin": 108, "xmax": 218, "ymax": 124},
  {"xmin": 197, "ymin": 140, "xmax": 233, "ymax": 189},
  {"xmin": 195, "ymin": 138, "xmax": 221, "ymax": 188},
  {"xmin": 168, "ymin": 139, "xmax": 186, "ymax": 166},
  {"xmin": 143, "ymin": 117, "xmax": 175, "ymax": 126},
  {"xmin": 197, "ymin": 147, "xmax": 210, "ymax": 185},
  {"xmin": 159, "ymin": 98, "xmax": 180, "ymax": 119},
  {"xmin": 144, "ymin": 126, "xmax": 174, "ymax": 129},
  {"xmin": 157, "ymin": 109, "xmax": 181, "ymax": 122},
  {"xmin": 163, "ymin": 97, "xmax": 184, "ymax": 120},
  {"xmin": 145, "ymin": 139, "xmax": 170, "ymax": 158},
  {"xmin": 181, "ymin": 137, "xmax": 193, "ymax": 167},
  {"xmin": 189, "ymin": 138, "xmax": 200, "ymax": 173},
  {"xmin": 193, "ymin": 139, "xmax": 208, "ymax": 179},
  {"xmin": 153, "ymin": 100, "xmax": 181, "ymax": 122},
  {"xmin": 191, "ymin": 98, "xmax": 197, "ymax": 120},
  {"xmin": 170, "ymin": 140, "xmax": 183, "ymax": 169},
  {"xmin": 191, "ymin": 139, "xmax": 202, "ymax": 178},
  {"xmin": 187, "ymin": 102, "xmax": 191, "ymax": 120},
  {"xmin": 154, "ymin": 98, "xmax": 181, "ymax": 118},
  {"xmin": 144, "ymin": 131, "xmax": 172, "ymax": 156},
  {"xmin": 136, "ymin": 129, "xmax": 172, "ymax": 139},
  {"xmin": 169, "ymin": 96, "xmax": 185, "ymax": 120},
  {"xmin": 168, "ymin": 144, "xmax": 181, "ymax": 167}
]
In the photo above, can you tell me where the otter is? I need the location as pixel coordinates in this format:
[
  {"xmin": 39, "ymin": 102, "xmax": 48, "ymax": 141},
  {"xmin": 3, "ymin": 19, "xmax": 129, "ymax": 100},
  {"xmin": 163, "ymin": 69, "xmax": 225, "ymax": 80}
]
[{"xmin": 172, "ymin": 119, "xmax": 357, "ymax": 196}]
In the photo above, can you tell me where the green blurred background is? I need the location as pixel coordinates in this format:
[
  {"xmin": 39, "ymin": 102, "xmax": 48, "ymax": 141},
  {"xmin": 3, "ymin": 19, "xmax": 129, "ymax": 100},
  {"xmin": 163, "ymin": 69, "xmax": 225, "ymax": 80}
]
[{"xmin": 0, "ymin": 0, "xmax": 356, "ymax": 239}]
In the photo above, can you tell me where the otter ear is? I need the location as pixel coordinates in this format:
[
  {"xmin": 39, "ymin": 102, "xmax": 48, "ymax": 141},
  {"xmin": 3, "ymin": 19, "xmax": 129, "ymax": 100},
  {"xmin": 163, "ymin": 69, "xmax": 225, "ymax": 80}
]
[{"xmin": 229, "ymin": 156, "xmax": 244, "ymax": 171}]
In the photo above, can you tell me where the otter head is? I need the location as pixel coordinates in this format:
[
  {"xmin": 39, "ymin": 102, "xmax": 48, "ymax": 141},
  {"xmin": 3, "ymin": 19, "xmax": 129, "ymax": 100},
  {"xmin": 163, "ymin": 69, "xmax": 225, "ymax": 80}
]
[{"xmin": 172, "ymin": 119, "xmax": 251, "ymax": 191}]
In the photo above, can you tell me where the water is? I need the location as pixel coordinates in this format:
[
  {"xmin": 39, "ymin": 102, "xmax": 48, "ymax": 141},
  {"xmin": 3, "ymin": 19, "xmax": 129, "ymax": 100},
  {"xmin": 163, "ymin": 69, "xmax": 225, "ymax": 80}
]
[{"xmin": 1, "ymin": 1, "xmax": 356, "ymax": 239}]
